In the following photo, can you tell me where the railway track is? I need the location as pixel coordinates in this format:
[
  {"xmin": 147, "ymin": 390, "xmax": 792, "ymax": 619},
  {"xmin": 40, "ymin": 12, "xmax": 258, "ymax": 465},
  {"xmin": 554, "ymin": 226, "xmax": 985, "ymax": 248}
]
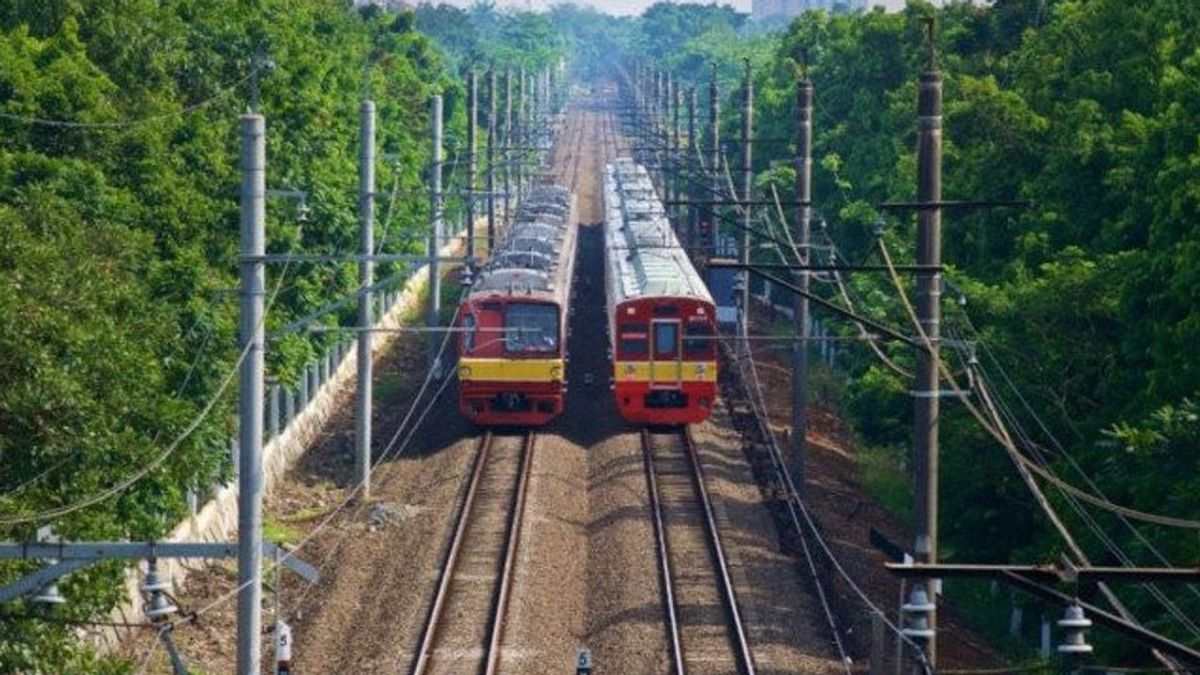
[
  {"xmin": 411, "ymin": 431, "xmax": 535, "ymax": 675},
  {"xmin": 642, "ymin": 427, "xmax": 757, "ymax": 675}
]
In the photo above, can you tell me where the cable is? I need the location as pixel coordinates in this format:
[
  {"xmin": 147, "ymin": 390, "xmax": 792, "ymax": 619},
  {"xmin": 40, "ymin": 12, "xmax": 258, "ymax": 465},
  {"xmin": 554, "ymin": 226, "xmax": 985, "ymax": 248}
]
[
  {"xmin": 876, "ymin": 238, "xmax": 1200, "ymax": 531},
  {"xmin": 728, "ymin": 337, "xmax": 933, "ymax": 674}
]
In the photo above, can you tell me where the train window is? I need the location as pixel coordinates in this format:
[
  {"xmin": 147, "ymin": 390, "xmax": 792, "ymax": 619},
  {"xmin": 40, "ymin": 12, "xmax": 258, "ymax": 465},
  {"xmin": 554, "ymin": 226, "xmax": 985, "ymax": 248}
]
[
  {"xmin": 505, "ymin": 303, "xmax": 558, "ymax": 354},
  {"xmin": 619, "ymin": 323, "xmax": 648, "ymax": 356},
  {"xmin": 654, "ymin": 322, "xmax": 679, "ymax": 357},
  {"xmin": 684, "ymin": 323, "xmax": 715, "ymax": 356},
  {"xmin": 462, "ymin": 314, "xmax": 476, "ymax": 353}
]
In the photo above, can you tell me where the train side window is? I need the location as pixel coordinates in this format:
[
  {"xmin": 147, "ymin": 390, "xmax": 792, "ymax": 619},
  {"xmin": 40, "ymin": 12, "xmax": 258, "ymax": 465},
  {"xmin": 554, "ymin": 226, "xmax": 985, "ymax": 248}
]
[
  {"xmin": 462, "ymin": 314, "xmax": 476, "ymax": 353},
  {"xmin": 684, "ymin": 323, "xmax": 715, "ymax": 356},
  {"xmin": 619, "ymin": 323, "xmax": 648, "ymax": 356}
]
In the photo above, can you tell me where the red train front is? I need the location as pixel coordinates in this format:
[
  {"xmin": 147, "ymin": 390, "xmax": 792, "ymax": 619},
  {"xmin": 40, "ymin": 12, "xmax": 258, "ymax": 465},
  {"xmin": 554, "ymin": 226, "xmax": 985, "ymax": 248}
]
[
  {"xmin": 604, "ymin": 159, "xmax": 718, "ymax": 425},
  {"xmin": 457, "ymin": 186, "xmax": 577, "ymax": 426}
]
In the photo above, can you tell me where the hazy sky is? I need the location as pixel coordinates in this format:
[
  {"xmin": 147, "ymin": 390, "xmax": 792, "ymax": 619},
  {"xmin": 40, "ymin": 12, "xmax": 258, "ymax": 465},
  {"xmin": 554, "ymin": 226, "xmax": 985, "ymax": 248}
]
[{"xmin": 436, "ymin": 0, "xmax": 913, "ymax": 16}]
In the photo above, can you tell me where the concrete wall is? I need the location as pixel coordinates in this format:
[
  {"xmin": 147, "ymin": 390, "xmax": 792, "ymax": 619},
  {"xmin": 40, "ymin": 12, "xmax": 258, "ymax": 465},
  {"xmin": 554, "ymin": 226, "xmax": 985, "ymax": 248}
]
[{"xmin": 98, "ymin": 224, "xmax": 475, "ymax": 650}]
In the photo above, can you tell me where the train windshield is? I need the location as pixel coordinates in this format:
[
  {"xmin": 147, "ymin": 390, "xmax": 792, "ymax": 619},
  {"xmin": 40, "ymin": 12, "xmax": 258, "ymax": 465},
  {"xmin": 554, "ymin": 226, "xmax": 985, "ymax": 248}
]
[{"xmin": 505, "ymin": 303, "xmax": 558, "ymax": 354}]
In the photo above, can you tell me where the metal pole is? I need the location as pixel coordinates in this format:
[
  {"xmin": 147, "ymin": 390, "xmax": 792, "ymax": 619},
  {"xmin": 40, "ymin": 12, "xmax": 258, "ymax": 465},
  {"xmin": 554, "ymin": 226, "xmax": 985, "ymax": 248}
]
[
  {"xmin": 792, "ymin": 76, "xmax": 813, "ymax": 489},
  {"xmin": 487, "ymin": 68, "xmax": 497, "ymax": 255},
  {"xmin": 707, "ymin": 63, "xmax": 720, "ymax": 268},
  {"xmin": 503, "ymin": 68, "xmax": 512, "ymax": 227},
  {"xmin": 517, "ymin": 66, "xmax": 526, "ymax": 200},
  {"xmin": 686, "ymin": 86, "xmax": 697, "ymax": 255},
  {"xmin": 671, "ymin": 76, "xmax": 681, "ymax": 230},
  {"xmin": 914, "ymin": 33, "xmax": 944, "ymax": 668},
  {"xmin": 356, "ymin": 99, "xmax": 375, "ymax": 502},
  {"xmin": 236, "ymin": 112, "xmax": 266, "ymax": 675},
  {"xmin": 466, "ymin": 69, "xmax": 477, "ymax": 264},
  {"xmin": 740, "ymin": 58, "xmax": 754, "ymax": 340},
  {"xmin": 429, "ymin": 94, "xmax": 444, "ymax": 375}
]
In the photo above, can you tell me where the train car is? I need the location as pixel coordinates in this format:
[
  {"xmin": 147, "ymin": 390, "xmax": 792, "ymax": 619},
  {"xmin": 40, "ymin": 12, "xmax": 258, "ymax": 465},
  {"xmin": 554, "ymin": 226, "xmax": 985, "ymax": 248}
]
[
  {"xmin": 457, "ymin": 185, "xmax": 578, "ymax": 426},
  {"xmin": 603, "ymin": 158, "xmax": 718, "ymax": 425}
]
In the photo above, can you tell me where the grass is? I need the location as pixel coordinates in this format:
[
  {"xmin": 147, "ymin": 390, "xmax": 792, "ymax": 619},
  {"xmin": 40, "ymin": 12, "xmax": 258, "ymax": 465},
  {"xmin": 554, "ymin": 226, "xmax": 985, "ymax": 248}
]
[
  {"xmin": 262, "ymin": 517, "xmax": 302, "ymax": 546},
  {"xmin": 857, "ymin": 443, "xmax": 913, "ymax": 525}
]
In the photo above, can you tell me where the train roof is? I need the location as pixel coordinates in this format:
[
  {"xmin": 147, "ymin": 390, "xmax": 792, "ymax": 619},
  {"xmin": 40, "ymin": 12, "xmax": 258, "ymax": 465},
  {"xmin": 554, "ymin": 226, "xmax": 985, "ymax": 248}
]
[
  {"xmin": 471, "ymin": 185, "xmax": 576, "ymax": 299},
  {"xmin": 604, "ymin": 158, "xmax": 713, "ymax": 304}
]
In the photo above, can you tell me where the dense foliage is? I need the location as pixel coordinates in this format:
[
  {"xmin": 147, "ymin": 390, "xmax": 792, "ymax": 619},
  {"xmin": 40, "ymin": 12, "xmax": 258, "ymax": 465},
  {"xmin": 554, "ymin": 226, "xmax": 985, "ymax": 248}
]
[
  {"xmin": 563, "ymin": 0, "xmax": 1200, "ymax": 662},
  {"xmin": 746, "ymin": 0, "xmax": 1200, "ymax": 662},
  {"xmin": 0, "ymin": 0, "xmax": 454, "ymax": 669}
]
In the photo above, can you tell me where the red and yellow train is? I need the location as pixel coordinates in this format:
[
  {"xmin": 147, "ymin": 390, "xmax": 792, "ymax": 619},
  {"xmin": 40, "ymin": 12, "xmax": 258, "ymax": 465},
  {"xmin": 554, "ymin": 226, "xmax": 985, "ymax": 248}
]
[
  {"xmin": 604, "ymin": 159, "xmax": 718, "ymax": 425},
  {"xmin": 456, "ymin": 186, "xmax": 578, "ymax": 426}
]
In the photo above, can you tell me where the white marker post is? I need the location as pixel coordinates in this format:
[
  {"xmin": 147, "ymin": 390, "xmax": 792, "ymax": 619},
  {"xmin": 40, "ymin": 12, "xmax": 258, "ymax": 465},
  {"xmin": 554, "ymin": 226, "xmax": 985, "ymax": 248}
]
[{"xmin": 576, "ymin": 648, "xmax": 592, "ymax": 675}]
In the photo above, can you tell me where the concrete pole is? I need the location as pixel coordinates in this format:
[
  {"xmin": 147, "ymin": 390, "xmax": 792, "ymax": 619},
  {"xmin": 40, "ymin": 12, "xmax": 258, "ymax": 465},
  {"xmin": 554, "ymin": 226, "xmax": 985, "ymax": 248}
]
[
  {"xmin": 429, "ymin": 94, "xmax": 444, "ymax": 375},
  {"xmin": 503, "ymin": 68, "xmax": 512, "ymax": 227},
  {"xmin": 356, "ymin": 100, "xmax": 375, "ymax": 502},
  {"xmin": 466, "ymin": 70, "xmax": 477, "ymax": 264},
  {"xmin": 740, "ymin": 58, "xmax": 754, "ymax": 341},
  {"xmin": 687, "ymin": 86, "xmax": 698, "ymax": 255},
  {"xmin": 517, "ymin": 66, "xmax": 526, "ymax": 200},
  {"xmin": 671, "ymin": 77, "xmax": 681, "ymax": 229},
  {"xmin": 236, "ymin": 112, "xmax": 266, "ymax": 675},
  {"xmin": 708, "ymin": 63, "xmax": 720, "ymax": 268},
  {"xmin": 914, "ymin": 40, "xmax": 944, "ymax": 667},
  {"xmin": 487, "ymin": 68, "xmax": 497, "ymax": 255},
  {"xmin": 792, "ymin": 77, "xmax": 813, "ymax": 489}
]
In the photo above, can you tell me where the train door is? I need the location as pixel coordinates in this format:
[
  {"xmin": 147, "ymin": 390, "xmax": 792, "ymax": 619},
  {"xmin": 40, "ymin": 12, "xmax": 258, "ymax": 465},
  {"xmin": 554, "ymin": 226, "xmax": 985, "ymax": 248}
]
[{"xmin": 649, "ymin": 319, "xmax": 682, "ymax": 389}]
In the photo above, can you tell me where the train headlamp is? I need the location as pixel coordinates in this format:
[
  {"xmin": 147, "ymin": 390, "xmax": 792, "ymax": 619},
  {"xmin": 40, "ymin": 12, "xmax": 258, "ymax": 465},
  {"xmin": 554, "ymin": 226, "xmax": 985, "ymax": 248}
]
[{"xmin": 458, "ymin": 366, "xmax": 471, "ymax": 379}]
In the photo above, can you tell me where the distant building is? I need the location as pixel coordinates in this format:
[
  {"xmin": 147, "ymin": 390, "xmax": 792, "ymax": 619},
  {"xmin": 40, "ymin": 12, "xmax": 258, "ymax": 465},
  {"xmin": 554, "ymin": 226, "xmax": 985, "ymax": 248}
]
[{"xmin": 752, "ymin": 0, "xmax": 867, "ymax": 19}]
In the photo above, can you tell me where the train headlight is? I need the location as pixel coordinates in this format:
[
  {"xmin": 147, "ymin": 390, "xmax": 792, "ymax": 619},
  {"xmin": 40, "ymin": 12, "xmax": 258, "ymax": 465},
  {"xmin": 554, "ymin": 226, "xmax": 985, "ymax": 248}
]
[
  {"xmin": 458, "ymin": 366, "xmax": 471, "ymax": 379},
  {"xmin": 550, "ymin": 365, "xmax": 562, "ymax": 380}
]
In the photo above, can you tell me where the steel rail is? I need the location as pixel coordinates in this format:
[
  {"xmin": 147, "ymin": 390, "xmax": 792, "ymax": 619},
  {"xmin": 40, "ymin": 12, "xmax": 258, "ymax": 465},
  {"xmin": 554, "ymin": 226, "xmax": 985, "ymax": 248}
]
[
  {"xmin": 681, "ymin": 426, "xmax": 758, "ymax": 675},
  {"xmin": 484, "ymin": 431, "xmax": 536, "ymax": 675},
  {"xmin": 641, "ymin": 429, "xmax": 687, "ymax": 675},
  {"xmin": 643, "ymin": 427, "xmax": 758, "ymax": 675},
  {"xmin": 411, "ymin": 431, "xmax": 494, "ymax": 675}
]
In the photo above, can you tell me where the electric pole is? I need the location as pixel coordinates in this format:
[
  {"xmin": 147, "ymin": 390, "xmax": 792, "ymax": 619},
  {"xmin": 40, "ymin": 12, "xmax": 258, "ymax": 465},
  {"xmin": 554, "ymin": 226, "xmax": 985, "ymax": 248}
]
[
  {"xmin": 236, "ymin": 112, "xmax": 266, "ymax": 675},
  {"xmin": 429, "ymin": 94, "xmax": 444, "ymax": 375},
  {"xmin": 707, "ymin": 63, "xmax": 720, "ymax": 270},
  {"xmin": 686, "ymin": 86, "xmax": 698, "ymax": 255},
  {"xmin": 913, "ymin": 22, "xmax": 944, "ymax": 667},
  {"xmin": 740, "ymin": 58, "xmax": 754, "ymax": 341},
  {"xmin": 792, "ymin": 74, "xmax": 813, "ymax": 489},
  {"xmin": 466, "ymin": 69, "xmax": 477, "ymax": 265},
  {"xmin": 356, "ymin": 99, "xmax": 375, "ymax": 501},
  {"xmin": 487, "ymin": 68, "xmax": 497, "ymax": 255}
]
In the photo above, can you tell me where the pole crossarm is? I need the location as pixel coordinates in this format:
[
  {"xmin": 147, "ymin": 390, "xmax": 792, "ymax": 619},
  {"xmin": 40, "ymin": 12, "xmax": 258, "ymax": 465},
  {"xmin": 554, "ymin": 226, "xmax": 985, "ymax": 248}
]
[
  {"xmin": 876, "ymin": 199, "xmax": 1032, "ymax": 211},
  {"xmin": 0, "ymin": 541, "xmax": 317, "ymax": 605},
  {"xmin": 0, "ymin": 560, "xmax": 91, "ymax": 604},
  {"xmin": 1001, "ymin": 571, "xmax": 1200, "ymax": 664},
  {"xmin": 707, "ymin": 259, "xmax": 941, "ymax": 273},
  {"xmin": 248, "ymin": 253, "xmax": 467, "ymax": 264},
  {"xmin": 886, "ymin": 562, "xmax": 1200, "ymax": 584},
  {"xmin": 740, "ymin": 265, "xmax": 925, "ymax": 352},
  {"xmin": 663, "ymin": 199, "xmax": 812, "ymax": 207}
]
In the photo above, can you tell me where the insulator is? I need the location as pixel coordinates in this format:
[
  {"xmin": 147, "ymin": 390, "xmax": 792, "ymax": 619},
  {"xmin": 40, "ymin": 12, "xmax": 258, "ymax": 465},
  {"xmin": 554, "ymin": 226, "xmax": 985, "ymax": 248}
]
[
  {"xmin": 1057, "ymin": 603, "xmax": 1093, "ymax": 655},
  {"xmin": 901, "ymin": 585, "xmax": 936, "ymax": 641},
  {"xmin": 141, "ymin": 563, "xmax": 178, "ymax": 622},
  {"xmin": 31, "ymin": 582, "xmax": 66, "ymax": 606}
]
